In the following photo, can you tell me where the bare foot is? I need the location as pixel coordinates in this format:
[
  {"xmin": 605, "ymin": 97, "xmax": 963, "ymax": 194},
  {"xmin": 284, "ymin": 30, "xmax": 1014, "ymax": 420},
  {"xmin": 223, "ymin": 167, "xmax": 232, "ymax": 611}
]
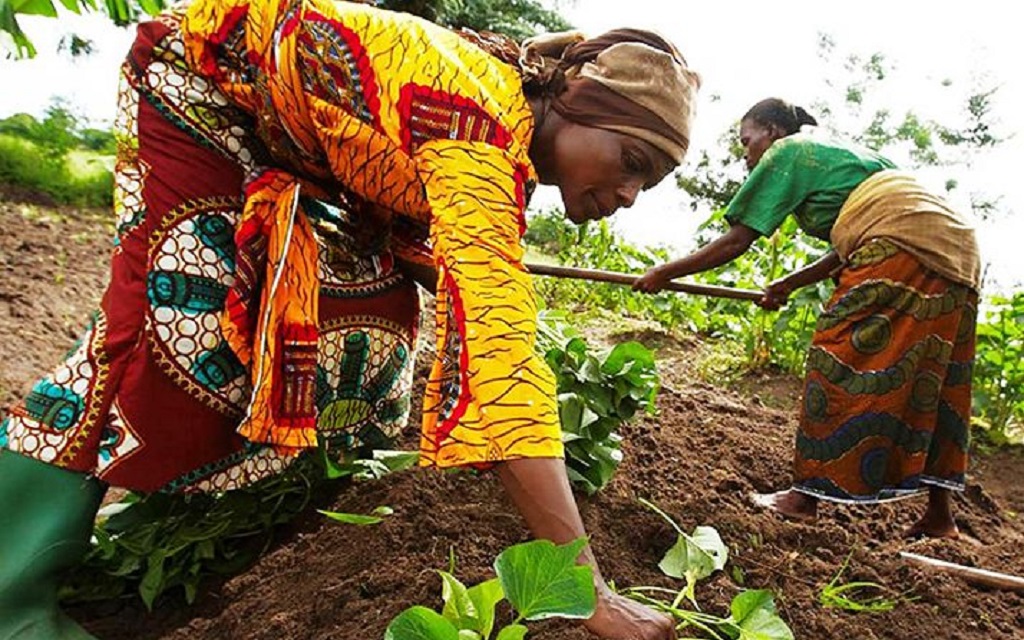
[
  {"xmin": 903, "ymin": 516, "xmax": 959, "ymax": 539},
  {"xmin": 751, "ymin": 489, "xmax": 818, "ymax": 522},
  {"xmin": 904, "ymin": 487, "xmax": 959, "ymax": 539}
]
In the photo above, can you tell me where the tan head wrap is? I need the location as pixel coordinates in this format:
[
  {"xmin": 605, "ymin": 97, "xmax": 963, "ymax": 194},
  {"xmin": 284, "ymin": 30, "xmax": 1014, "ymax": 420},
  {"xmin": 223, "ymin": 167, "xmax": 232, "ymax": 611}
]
[{"xmin": 520, "ymin": 29, "xmax": 701, "ymax": 164}]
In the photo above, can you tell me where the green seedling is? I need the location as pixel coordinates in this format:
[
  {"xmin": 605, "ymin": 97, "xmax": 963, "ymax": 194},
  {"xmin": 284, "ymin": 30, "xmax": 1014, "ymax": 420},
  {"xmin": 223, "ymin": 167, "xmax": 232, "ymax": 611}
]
[
  {"xmin": 385, "ymin": 538, "xmax": 596, "ymax": 640},
  {"xmin": 625, "ymin": 499, "xmax": 794, "ymax": 640},
  {"xmin": 638, "ymin": 497, "xmax": 728, "ymax": 608},
  {"xmin": 819, "ymin": 551, "xmax": 907, "ymax": 614}
]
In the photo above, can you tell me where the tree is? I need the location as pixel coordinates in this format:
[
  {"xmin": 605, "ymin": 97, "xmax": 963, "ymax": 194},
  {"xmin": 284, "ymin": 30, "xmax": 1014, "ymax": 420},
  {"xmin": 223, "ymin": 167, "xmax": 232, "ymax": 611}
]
[
  {"xmin": 1, "ymin": 0, "xmax": 569, "ymax": 58},
  {"xmin": 379, "ymin": 0, "xmax": 571, "ymax": 41},
  {"xmin": 1, "ymin": 0, "xmax": 162, "ymax": 57}
]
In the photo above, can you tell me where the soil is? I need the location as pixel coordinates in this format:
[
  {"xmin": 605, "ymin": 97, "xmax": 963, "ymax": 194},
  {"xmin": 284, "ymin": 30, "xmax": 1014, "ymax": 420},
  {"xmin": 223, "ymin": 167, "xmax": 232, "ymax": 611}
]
[{"xmin": 2, "ymin": 195, "xmax": 1023, "ymax": 640}]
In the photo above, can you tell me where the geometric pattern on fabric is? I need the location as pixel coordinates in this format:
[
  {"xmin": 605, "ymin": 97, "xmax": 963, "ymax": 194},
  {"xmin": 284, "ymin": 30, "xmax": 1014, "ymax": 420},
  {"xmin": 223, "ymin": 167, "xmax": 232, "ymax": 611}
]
[
  {"xmin": 1, "ymin": 313, "xmax": 107, "ymax": 465},
  {"xmin": 147, "ymin": 197, "xmax": 250, "ymax": 417},
  {"xmin": 5, "ymin": 0, "xmax": 565, "ymax": 490},
  {"xmin": 793, "ymin": 239, "xmax": 977, "ymax": 503}
]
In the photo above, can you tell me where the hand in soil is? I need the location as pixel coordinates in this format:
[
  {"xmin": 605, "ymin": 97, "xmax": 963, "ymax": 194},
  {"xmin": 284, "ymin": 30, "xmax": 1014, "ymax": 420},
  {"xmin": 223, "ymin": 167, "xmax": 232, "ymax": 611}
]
[
  {"xmin": 751, "ymin": 489, "xmax": 818, "ymax": 521},
  {"xmin": 584, "ymin": 587, "xmax": 676, "ymax": 640}
]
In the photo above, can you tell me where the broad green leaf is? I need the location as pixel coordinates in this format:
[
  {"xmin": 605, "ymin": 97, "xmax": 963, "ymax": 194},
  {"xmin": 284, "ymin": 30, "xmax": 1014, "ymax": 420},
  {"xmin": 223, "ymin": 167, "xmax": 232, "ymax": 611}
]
[
  {"xmin": 495, "ymin": 624, "xmax": 528, "ymax": 640},
  {"xmin": 494, "ymin": 538, "xmax": 596, "ymax": 621},
  {"xmin": 729, "ymin": 590, "xmax": 793, "ymax": 640},
  {"xmin": 385, "ymin": 606, "xmax": 461, "ymax": 640},
  {"xmin": 373, "ymin": 449, "xmax": 420, "ymax": 473},
  {"xmin": 439, "ymin": 571, "xmax": 478, "ymax": 630},
  {"xmin": 736, "ymin": 609, "xmax": 794, "ymax": 640},
  {"xmin": 601, "ymin": 341, "xmax": 655, "ymax": 376},
  {"xmin": 458, "ymin": 631, "xmax": 481, "ymax": 640},
  {"xmin": 466, "ymin": 577, "xmax": 504, "ymax": 639},
  {"xmin": 690, "ymin": 526, "xmax": 729, "ymax": 572},
  {"xmin": 558, "ymin": 393, "xmax": 584, "ymax": 432},
  {"xmin": 317, "ymin": 509, "xmax": 383, "ymax": 525},
  {"xmin": 730, "ymin": 589, "xmax": 776, "ymax": 623},
  {"xmin": 11, "ymin": 0, "xmax": 58, "ymax": 17},
  {"xmin": 657, "ymin": 526, "xmax": 727, "ymax": 607},
  {"xmin": 139, "ymin": 549, "xmax": 166, "ymax": 610}
]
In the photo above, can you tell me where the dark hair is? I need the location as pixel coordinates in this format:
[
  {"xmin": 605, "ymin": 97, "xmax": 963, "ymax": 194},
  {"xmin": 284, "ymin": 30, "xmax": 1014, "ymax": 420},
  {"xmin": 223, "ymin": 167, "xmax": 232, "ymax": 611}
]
[{"xmin": 742, "ymin": 97, "xmax": 817, "ymax": 136}]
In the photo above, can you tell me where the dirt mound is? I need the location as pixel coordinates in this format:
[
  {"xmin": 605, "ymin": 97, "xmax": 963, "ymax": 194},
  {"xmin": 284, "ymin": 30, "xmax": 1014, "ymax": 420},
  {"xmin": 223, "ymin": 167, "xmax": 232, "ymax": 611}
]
[{"xmin": 2, "ymin": 203, "xmax": 1023, "ymax": 640}]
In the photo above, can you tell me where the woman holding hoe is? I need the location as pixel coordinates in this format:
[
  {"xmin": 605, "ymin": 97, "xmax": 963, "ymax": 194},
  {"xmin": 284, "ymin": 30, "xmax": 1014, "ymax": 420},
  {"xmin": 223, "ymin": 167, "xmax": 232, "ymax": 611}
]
[
  {"xmin": 0, "ymin": 1, "xmax": 701, "ymax": 638},
  {"xmin": 635, "ymin": 97, "xmax": 979, "ymax": 540}
]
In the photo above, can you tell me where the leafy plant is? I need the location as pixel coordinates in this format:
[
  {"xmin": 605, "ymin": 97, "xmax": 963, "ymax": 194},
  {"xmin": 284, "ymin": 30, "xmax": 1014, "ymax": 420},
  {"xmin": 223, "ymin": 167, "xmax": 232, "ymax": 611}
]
[
  {"xmin": 972, "ymin": 292, "xmax": 1024, "ymax": 445},
  {"xmin": 639, "ymin": 498, "xmax": 728, "ymax": 608},
  {"xmin": 61, "ymin": 447, "xmax": 416, "ymax": 609},
  {"xmin": 537, "ymin": 312, "xmax": 660, "ymax": 494},
  {"xmin": 384, "ymin": 537, "xmax": 596, "ymax": 640},
  {"xmin": 624, "ymin": 499, "xmax": 794, "ymax": 640},
  {"xmin": 1, "ymin": 0, "xmax": 166, "ymax": 58}
]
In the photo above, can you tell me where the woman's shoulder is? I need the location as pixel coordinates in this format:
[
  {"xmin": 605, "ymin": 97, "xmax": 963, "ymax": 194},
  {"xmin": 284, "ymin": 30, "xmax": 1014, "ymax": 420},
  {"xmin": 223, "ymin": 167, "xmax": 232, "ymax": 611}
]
[{"xmin": 775, "ymin": 130, "xmax": 895, "ymax": 167}]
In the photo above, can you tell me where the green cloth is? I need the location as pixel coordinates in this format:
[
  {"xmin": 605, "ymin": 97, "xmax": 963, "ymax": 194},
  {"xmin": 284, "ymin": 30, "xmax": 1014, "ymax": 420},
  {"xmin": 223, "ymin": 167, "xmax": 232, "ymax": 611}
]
[{"xmin": 724, "ymin": 132, "xmax": 896, "ymax": 240}]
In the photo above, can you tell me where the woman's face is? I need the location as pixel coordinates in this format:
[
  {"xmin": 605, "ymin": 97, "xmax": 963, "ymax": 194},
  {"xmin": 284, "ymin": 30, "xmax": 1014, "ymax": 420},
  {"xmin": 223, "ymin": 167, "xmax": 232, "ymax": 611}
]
[
  {"xmin": 739, "ymin": 118, "xmax": 781, "ymax": 171},
  {"xmin": 549, "ymin": 123, "xmax": 675, "ymax": 224}
]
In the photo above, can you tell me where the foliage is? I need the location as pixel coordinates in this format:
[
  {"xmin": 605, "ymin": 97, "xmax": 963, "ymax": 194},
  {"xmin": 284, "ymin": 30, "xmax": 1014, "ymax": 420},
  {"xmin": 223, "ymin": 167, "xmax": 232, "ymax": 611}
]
[
  {"xmin": 2, "ymin": 0, "xmax": 569, "ymax": 58},
  {"xmin": 0, "ymin": 105, "xmax": 114, "ymax": 205},
  {"xmin": 384, "ymin": 538, "xmax": 595, "ymax": 639},
  {"xmin": 1, "ymin": 0, "xmax": 165, "ymax": 58},
  {"xmin": 61, "ymin": 447, "xmax": 417, "ymax": 609},
  {"xmin": 527, "ymin": 210, "xmax": 827, "ymax": 375},
  {"xmin": 380, "ymin": 0, "xmax": 571, "ymax": 41},
  {"xmin": 624, "ymin": 500, "xmax": 794, "ymax": 640},
  {"xmin": 536, "ymin": 311, "xmax": 660, "ymax": 494},
  {"xmin": 972, "ymin": 292, "xmax": 1024, "ymax": 445}
]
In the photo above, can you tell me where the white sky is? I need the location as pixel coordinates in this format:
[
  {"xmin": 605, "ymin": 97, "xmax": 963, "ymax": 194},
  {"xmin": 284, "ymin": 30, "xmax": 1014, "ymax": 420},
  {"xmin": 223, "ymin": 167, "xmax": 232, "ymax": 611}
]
[{"xmin": 1, "ymin": 1, "xmax": 1021, "ymax": 290}]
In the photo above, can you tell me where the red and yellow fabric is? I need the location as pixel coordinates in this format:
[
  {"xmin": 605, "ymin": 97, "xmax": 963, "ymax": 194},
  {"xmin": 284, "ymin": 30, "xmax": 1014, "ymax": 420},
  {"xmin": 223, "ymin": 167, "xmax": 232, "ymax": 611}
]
[
  {"xmin": 180, "ymin": 0, "xmax": 562, "ymax": 465},
  {"xmin": 220, "ymin": 170, "xmax": 321, "ymax": 452},
  {"xmin": 2, "ymin": 0, "xmax": 563, "ymax": 491}
]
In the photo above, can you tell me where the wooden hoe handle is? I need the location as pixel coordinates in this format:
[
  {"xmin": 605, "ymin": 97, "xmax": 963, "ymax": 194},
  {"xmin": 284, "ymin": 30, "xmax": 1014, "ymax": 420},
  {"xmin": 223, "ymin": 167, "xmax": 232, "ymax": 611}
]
[{"xmin": 525, "ymin": 263, "xmax": 764, "ymax": 302}]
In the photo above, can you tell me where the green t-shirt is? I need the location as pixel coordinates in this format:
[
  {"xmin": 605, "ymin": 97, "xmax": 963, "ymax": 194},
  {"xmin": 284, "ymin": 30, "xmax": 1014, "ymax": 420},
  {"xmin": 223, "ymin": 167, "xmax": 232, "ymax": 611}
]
[{"xmin": 723, "ymin": 133, "xmax": 896, "ymax": 241}]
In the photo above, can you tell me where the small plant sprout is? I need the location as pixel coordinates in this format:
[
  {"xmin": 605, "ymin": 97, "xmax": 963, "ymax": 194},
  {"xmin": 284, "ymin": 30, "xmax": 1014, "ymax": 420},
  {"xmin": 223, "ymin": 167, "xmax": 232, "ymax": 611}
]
[
  {"xmin": 819, "ymin": 551, "xmax": 908, "ymax": 613},
  {"xmin": 638, "ymin": 497, "xmax": 728, "ymax": 608},
  {"xmin": 624, "ymin": 499, "xmax": 794, "ymax": 640},
  {"xmin": 385, "ymin": 538, "xmax": 596, "ymax": 640}
]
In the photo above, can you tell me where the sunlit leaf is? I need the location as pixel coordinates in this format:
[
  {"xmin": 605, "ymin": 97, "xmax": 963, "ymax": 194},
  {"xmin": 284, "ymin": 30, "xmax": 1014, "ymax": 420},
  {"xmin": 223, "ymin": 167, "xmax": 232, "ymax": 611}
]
[{"xmin": 494, "ymin": 538, "xmax": 596, "ymax": 621}]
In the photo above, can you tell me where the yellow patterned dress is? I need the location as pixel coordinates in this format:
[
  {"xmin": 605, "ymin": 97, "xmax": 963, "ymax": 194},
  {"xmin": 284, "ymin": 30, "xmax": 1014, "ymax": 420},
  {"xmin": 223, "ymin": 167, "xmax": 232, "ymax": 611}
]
[{"xmin": 0, "ymin": 0, "xmax": 561, "ymax": 491}]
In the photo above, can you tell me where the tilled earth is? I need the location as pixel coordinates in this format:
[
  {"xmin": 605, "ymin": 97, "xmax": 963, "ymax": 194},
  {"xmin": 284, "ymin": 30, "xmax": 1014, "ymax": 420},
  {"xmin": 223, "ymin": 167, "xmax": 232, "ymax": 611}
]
[{"xmin": 2, "ymin": 198, "xmax": 1022, "ymax": 640}]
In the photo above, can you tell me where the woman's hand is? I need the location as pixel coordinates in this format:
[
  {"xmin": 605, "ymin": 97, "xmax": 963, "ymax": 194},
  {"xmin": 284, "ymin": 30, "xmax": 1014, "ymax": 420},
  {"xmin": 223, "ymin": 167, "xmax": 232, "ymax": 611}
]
[
  {"xmin": 584, "ymin": 584, "xmax": 676, "ymax": 640},
  {"xmin": 632, "ymin": 266, "xmax": 671, "ymax": 294},
  {"xmin": 758, "ymin": 278, "xmax": 794, "ymax": 310}
]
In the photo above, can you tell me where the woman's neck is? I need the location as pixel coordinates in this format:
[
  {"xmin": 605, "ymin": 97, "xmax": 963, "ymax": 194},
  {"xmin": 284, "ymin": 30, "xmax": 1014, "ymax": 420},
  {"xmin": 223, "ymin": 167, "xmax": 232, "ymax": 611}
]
[{"xmin": 527, "ymin": 95, "xmax": 558, "ymax": 184}]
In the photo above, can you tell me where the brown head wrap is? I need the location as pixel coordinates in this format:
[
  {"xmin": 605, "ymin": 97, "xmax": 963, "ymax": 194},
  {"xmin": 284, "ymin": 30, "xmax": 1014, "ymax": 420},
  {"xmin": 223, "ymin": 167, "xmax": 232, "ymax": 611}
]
[{"xmin": 520, "ymin": 28, "xmax": 701, "ymax": 164}]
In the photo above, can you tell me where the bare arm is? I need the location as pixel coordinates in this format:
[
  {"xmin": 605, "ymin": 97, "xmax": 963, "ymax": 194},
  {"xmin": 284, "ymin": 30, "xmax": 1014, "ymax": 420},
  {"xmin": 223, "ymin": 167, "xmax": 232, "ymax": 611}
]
[
  {"xmin": 497, "ymin": 459, "xmax": 675, "ymax": 640},
  {"xmin": 633, "ymin": 224, "xmax": 760, "ymax": 293},
  {"xmin": 760, "ymin": 250, "xmax": 841, "ymax": 310}
]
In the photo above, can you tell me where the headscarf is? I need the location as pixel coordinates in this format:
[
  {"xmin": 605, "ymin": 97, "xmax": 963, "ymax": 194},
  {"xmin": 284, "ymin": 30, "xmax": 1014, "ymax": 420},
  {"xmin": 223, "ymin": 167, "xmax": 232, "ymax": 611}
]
[{"xmin": 520, "ymin": 28, "xmax": 701, "ymax": 164}]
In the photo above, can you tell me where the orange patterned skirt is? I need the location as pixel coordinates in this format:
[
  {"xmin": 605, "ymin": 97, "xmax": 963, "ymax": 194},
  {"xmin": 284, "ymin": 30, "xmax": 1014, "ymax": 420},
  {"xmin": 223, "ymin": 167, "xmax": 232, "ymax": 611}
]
[{"xmin": 793, "ymin": 240, "xmax": 977, "ymax": 503}]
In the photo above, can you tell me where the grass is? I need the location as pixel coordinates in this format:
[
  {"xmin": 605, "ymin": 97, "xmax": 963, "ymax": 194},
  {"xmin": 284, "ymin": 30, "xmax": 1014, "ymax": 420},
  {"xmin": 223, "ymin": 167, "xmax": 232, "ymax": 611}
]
[
  {"xmin": 0, "ymin": 134, "xmax": 113, "ymax": 207},
  {"xmin": 819, "ymin": 551, "xmax": 911, "ymax": 614}
]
